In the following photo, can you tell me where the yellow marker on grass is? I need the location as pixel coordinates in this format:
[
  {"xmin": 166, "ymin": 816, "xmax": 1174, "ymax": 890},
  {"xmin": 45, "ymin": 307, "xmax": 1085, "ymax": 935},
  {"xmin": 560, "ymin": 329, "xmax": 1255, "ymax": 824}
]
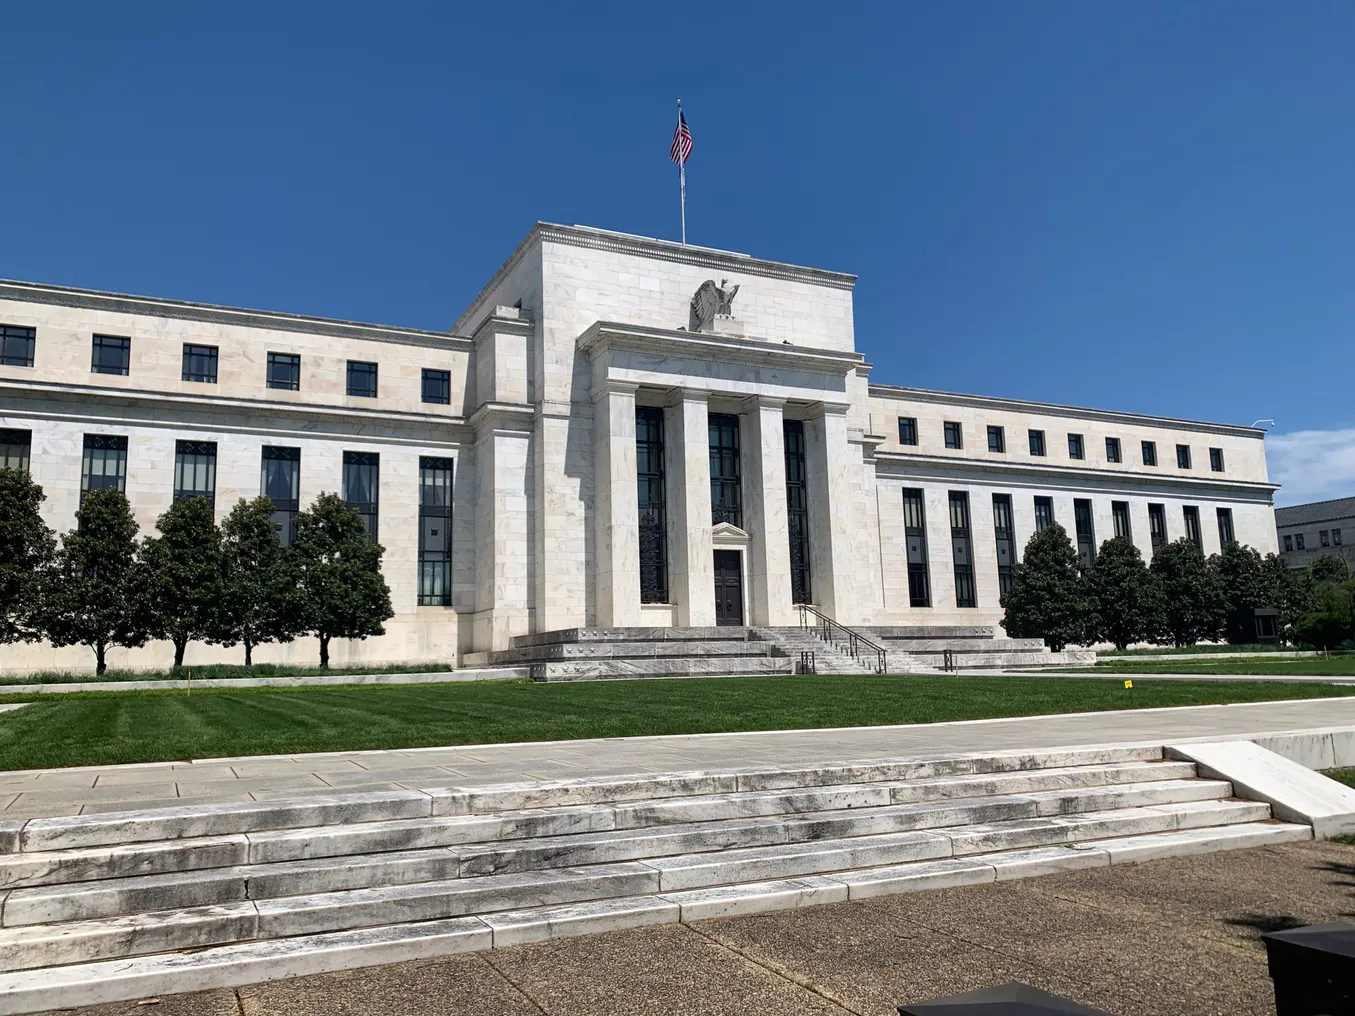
[{"xmin": 1124, "ymin": 680, "xmax": 1133, "ymax": 689}]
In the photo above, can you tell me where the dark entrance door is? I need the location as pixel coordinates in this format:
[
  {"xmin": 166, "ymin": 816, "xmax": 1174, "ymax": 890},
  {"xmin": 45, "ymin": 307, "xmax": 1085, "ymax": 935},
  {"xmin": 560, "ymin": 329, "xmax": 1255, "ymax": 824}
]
[{"xmin": 713, "ymin": 550, "xmax": 744, "ymax": 626}]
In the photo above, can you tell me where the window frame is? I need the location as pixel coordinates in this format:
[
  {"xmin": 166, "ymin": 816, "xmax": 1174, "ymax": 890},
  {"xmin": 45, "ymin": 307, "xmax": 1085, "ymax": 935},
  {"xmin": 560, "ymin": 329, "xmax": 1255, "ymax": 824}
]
[
  {"xmin": 417, "ymin": 456, "xmax": 454, "ymax": 606},
  {"xmin": 1209, "ymin": 447, "xmax": 1224, "ymax": 472},
  {"xmin": 346, "ymin": 360, "xmax": 379, "ymax": 399},
  {"xmin": 1320, "ymin": 530, "xmax": 1331, "ymax": 547},
  {"xmin": 1111, "ymin": 500, "xmax": 1131, "ymax": 540},
  {"xmin": 943, "ymin": 421, "xmax": 963, "ymax": 450},
  {"xmin": 1067, "ymin": 433, "xmax": 1085, "ymax": 460},
  {"xmin": 421, "ymin": 368, "xmax": 451, "ymax": 406},
  {"xmin": 181, "ymin": 343, "xmax": 219, "ymax": 384},
  {"xmin": 1296, "ymin": 533, "xmax": 1306, "ymax": 551},
  {"xmin": 1148, "ymin": 503, "xmax": 1167, "ymax": 553},
  {"xmin": 342, "ymin": 450, "xmax": 380, "ymax": 541},
  {"xmin": 260, "ymin": 446, "xmax": 301, "ymax": 547},
  {"xmin": 1073, "ymin": 498, "xmax": 1096, "ymax": 569},
  {"xmin": 1283, "ymin": 534, "xmax": 1293, "ymax": 552},
  {"xmin": 902, "ymin": 488, "xmax": 931, "ymax": 608},
  {"xmin": 0, "ymin": 325, "xmax": 36, "ymax": 368},
  {"xmin": 1028, "ymin": 429, "xmax": 1046, "ymax": 457},
  {"xmin": 173, "ymin": 440, "xmax": 218, "ymax": 508},
  {"xmin": 266, "ymin": 352, "xmax": 301, "ymax": 391},
  {"xmin": 1033, "ymin": 496, "xmax": 1054, "ymax": 532},
  {"xmin": 986, "ymin": 425, "xmax": 1005, "ymax": 453},
  {"xmin": 1141, "ymin": 440, "xmax": 1157, "ymax": 466},
  {"xmin": 81, "ymin": 434, "xmax": 128, "ymax": 498},
  {"xmin": 897, "ymin": 417, "xmax": 918, "ymax": 446},
  {"xmin": 0, "ymin": 428, "xmax": 32, "ymax": 472},
  {"xmin": 91, "ymin": 334, "xmax": 131, "ymax": 376},
  {"xmin": 1176, "ymin": 444, "xmax": 1192, "ymax": 469},
  {"xmin": 1217, "ymin": 507, "xmax": 1235, "ymax": 546},
  {"xmin": 708, "ymin": 413, "xmax": 742, "ymax": 528},
  {"xmin": 1105, "ymin": 437, "xmax": 1122, "ymax": 463},
  {"xmin": 1183, "ymin": 505, "xmax": 1203, "ymax": 550}
]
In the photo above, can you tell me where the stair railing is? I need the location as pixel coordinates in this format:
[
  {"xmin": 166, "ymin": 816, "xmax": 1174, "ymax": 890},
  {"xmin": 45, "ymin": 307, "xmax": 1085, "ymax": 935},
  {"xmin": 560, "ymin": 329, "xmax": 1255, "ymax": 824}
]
[{"xmin": 797, "ymin": 604, "xmax": 888, "ymax": 674}]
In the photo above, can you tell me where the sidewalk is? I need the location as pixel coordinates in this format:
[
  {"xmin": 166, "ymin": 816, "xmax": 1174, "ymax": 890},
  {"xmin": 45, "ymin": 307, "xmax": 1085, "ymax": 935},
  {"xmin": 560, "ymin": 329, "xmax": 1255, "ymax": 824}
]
[{"xmin": 4, "ymin": 697, "xmax": 1355, "ymax": 821}]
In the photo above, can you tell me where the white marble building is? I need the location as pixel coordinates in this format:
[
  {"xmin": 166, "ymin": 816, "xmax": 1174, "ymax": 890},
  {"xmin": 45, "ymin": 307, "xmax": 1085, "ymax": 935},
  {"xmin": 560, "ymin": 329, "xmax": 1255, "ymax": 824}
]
[{"xmin": 0, "ymin": 224, "xmax": 1279, "ymax": 673}]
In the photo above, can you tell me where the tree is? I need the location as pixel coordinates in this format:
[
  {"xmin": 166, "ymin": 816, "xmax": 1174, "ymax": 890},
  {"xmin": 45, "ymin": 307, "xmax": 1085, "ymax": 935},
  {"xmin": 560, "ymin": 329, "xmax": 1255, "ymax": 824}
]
[
  {"xmin": 1258, "ymin": 553, "xmax": 1313, "ymax": 644},
  {"xmin": 42, "ymin": 488, "xmax": 149, "ymax": 675},
  {"xmin": 0, "ymin": 468, "xmax": 56, "ymax": 645},
  {"xmin": 1149, "ymin": 538, "xmax": 1226, "ymax": 647},
  {"xmin": 141, "ymin": 496, "xmax": 225, "ymax": 668},
  {"xmin": 1001, "ymin": 523, "xmax": 1093, "ymax": 651},
  {"xmin": 1211, "ymin": 541, "xmax": 1266, "ymax": 644},
  {"xmin": 1294, "ymin": 578, "xmax": 1355, "ymax": 651},
  {"xmin": 1309, "ymin": 555, "xmax": 1352, "ymax": 585},
  {"xmin": 215, "ymin": 496, "xmax": 301, "ymax": 666},
  {"xmin": 290, "ymin": 493, "xmax": 392, "ymax": 667},
  {"xmin": 1085, "ymin": 537, "xmax": 1164, "ymax": 650}
]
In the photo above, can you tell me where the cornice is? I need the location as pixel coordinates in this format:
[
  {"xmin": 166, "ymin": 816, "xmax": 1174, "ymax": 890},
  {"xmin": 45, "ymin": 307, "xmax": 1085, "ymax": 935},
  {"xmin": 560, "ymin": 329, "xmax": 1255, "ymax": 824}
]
[
  {"xmin": 873, "ymin": 449, "xmax": 1278, "ymax": 499},
  {"xmin": 868, "ymin": 383, "xmax": 1266, "ymax": 439},
  {"xmin": 469, "ymin": 401, "xmax": 535, "ymax": 436},
  {"xmin": 470, "ymin": 309, "xmax": 535, "ymax": 343},
  {"xmin": 577, "ymin": 321, "xmax": 864, "ymax": 377},
  {"xmin": 0, "ymin": 279, "xmax": 474, "ymax": 352}
]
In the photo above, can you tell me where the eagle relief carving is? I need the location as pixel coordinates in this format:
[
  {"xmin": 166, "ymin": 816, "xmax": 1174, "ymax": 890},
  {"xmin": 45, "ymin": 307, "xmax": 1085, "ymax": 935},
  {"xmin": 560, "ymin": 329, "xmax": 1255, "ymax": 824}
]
[{"xmin": 689, "ymin": 278, "xmax": 740, "ymax": 333}]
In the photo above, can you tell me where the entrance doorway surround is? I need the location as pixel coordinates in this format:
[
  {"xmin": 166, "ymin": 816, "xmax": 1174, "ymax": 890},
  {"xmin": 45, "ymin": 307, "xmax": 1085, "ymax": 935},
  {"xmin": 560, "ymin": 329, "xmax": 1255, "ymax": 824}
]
[{"xmin": 714, "ymin": 549, "xmax": 744, "ymax": 626}]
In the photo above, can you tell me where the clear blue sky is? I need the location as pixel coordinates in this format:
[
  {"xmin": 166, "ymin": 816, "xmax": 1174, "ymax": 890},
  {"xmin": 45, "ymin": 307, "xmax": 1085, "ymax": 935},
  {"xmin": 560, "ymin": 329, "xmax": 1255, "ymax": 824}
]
[{"xmin": 3, "ymin": 2, "xmax": 1352, "ymax": 503}]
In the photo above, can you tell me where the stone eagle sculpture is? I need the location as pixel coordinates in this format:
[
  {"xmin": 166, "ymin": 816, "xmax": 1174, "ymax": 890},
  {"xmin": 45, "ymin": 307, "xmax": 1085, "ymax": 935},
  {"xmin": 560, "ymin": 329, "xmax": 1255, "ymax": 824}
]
[{"xmin": 690, "ymin": 278, "xmax": 740, "ymax": 332}]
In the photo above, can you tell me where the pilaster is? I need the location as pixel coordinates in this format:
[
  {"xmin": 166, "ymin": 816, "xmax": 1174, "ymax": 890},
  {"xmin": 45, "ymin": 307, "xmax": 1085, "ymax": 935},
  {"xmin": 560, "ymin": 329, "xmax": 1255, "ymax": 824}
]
[
  {"xmin": 667, "ymin": 389, "xmax": 715, "ymax": 626},
  {"xmin": 593, "ymin": 381, "xmax": 641, "ymax": 626},
  {"xmin": 469, "ymin": 403, "xmax": 534, "ymax": 651},
  {"xmin": 805, "ymin": 403, "xmax": 858, "ymax": 622},
  {"xmin": 742, "ymin": 396, "xmax": 794, "ymax": 625}
]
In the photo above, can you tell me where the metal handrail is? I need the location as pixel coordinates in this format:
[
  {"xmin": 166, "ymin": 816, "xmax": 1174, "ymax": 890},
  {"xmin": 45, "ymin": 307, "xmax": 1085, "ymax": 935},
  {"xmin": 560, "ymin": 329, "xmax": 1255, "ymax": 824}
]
[{"xmin": 797, "ymin": 604, "xmax": 888, "ymax": 674}]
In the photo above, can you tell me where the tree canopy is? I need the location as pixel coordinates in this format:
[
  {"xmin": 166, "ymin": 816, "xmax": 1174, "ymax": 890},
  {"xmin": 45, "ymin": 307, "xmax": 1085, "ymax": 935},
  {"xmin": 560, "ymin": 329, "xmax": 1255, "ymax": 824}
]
[
  {"xmin": 0, "ymin": 468, "xmax": 55, "ymax": 645},
  {"xmin": 141, "ymin": 496, "xmax": 226, "ymax": 668},
  {"xmin": 1150, "ymin": 538, "xmax": 1226, "ymax": 647},
  {"xmin": 1001, "ymin": 523, "xmax": 1093, "ymax": 652},
  {"xmin": 1085, "ymin": 537, "xmax": 1164, "ymax": 650},
  {"xmin": 215, "ymin": 496, "xmax": 301, "ymax": 665}
]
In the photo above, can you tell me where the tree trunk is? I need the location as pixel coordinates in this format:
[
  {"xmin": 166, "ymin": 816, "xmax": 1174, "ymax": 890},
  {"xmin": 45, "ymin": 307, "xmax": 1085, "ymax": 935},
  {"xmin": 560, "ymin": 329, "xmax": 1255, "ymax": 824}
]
[
  {"xmin": 173, "ymin": 638, "xmax": 187, "ymax": 669},
  {"xmin": 244, "ymin": 639, "xmax": 253, "ymax": 667},
  {"xmin": 319, "ymin": 635, "xmax": 330, "ymax": 669},
  {"xmin": 95, "ymin": 641, "xmax": 107, "ymax": 676}
]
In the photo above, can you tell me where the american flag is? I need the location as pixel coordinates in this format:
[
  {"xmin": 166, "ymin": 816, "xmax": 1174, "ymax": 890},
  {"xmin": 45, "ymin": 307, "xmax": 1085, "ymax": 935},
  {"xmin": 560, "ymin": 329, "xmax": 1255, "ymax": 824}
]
[{"xmin": 670, "ymin": 109, "xmax": 692, "ymax": 165}]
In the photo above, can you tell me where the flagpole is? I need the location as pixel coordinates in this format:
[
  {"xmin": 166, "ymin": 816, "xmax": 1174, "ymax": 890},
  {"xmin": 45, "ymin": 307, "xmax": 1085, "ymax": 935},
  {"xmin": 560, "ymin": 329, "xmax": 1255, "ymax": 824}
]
[{"xmin": 677, "ymin": 100, "xmax": 687, "ymax": 246}]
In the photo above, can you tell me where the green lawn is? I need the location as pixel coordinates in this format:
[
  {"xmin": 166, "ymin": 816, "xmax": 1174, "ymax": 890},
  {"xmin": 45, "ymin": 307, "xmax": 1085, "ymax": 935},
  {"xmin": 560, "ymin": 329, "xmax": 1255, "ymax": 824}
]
[
  {"xmin": 1, "ymin": 674, "xmax": 1353, "ymax": 771},
  {"xmin": 1051, "ymin": 657, "xmax": 1355, "ymax": 677},
  {"xmin": 1097, "ymin": 644, "xmax": 1307, "ymax": 657},
  {"xmin": 0, "ymin": 662, "xmax": 451, "ymax": 686}
]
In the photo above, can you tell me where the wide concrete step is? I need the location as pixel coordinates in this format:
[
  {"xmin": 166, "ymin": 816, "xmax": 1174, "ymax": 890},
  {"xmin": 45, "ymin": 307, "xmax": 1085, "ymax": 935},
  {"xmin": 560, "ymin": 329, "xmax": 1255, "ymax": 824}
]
[
  {"xmin": 509, "ymin": 627, "xmax": 755, "ymax": 648},
  {"xmin": 530, "ymin": 657, "xmax": 794, "ymax": 682},
  {"xmin": 491, "ymin": 641, "xmax": 781, "ymax": 665}
]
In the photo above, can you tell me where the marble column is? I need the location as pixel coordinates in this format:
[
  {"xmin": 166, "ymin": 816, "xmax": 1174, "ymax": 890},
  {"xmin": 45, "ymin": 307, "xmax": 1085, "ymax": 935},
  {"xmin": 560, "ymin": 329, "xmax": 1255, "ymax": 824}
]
[
  {"xmin": 742, "ymin": 396, "xmax": 794, "ymax": 626},
  {"xmin": 470, "ymin": 404, "xmax": 534, "ymax": 651},
  {"xmin": 804, "ymin": 403, "xmax": 858, "ymax": 622},
  {"xmin": 667, "ymin": 389, "xmax": 716, "ymax": 626},
  {"xmin": 593, "ymin": 381, "xmax": 641, "ymax": 627}
]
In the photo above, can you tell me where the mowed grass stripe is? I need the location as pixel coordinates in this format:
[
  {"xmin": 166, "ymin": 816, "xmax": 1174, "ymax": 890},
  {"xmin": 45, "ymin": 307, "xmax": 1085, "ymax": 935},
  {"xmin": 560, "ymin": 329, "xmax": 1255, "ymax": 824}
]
[
  {"xmin": 1, "ymin": 675, "xmax": 1354, "ymax": 771},
  {"xmin": 1068, "ymin": 657, "xmax": 1355, "ymax": 676}
]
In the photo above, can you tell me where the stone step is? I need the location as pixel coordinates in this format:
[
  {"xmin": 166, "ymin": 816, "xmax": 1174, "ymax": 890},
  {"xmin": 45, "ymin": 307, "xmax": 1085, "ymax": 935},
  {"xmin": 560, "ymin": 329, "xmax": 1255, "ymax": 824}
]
[
  {"xmin": 529, "ymin": 657, "xmax": 794, "ymax": 682},
  {"xmin": 491, "ymin": 641, "xmax": 782, "ymax": 665},
  {"xmin": 510, "ymin": 627, "xmax": 755, "ymax": 648}
]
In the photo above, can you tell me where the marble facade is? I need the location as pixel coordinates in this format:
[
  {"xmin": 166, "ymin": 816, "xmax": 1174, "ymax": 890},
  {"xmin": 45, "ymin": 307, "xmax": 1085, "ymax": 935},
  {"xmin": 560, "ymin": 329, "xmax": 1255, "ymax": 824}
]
[{"xmin": 0, "ymin": 224, "xmax": 1280, "ymax": 673}]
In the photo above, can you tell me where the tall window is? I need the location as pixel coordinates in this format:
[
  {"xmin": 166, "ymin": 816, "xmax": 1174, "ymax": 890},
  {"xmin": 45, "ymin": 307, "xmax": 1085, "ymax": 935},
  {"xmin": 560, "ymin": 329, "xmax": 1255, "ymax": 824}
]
[
  {"xmin": 902, "ymin": 489, "xmax": 930, "ymax": 607},
  {"xmin": 636, "ymin": 406, "xmax": 668, "ymax": 604},
  {"xmin": 267, "ymin": 352, "xmax": 301, "ymax": 391},
  {"xmin": 708, "ymin": 413, "xmax": 741, "ymax": 528},
  {"xmin": 1216, "ymin": 507, "xmax": 1235, "ymax": 546},
  {"xmin": 1336, "ymin": 529, "xmax": 1344, "ymax": 546},
  {"xmin": 343, "ymin": 451, "xmax": 380, "ymax": 541},
  {"xmin": 0, "ymin": 429, "xmax": 31, "ymax": 472},
  {"xmin": 1112, "ymin": 501, "xmax": 1131, "ymax": 540},
  {"xmin": 1105, "ymin": 437, "xmax": 1122, "ymax": 463},
  {"xmin": 347, "ymin": 361, "xmax": 378, "ymax": 398},
  {"xmin": 173, "ymin": 440, "xmax": 217, "ymax": 507},
  {"xmin": 261, "ymin": 446, "xmax": 300, "ymax": 547},
  {"xmin": 422, "ymin": 368, "xmax": 451, "ymax": 405},
  {"xmin": 1033, "ymin": 496, "xmax": 1054, "ymax": 532},
  {"xmin": 91, "ymin": 335, "xmax": 130, "ymax": 375},
  {"xmin": 784, "ymin": 420, "xmax": 812, "ymax": 604},
  {"xmin": 0, "ymin": 325, "xmax": 35, "ymax": 367},
  {"xmin": 1318, "ymin": 530, "xmax": 1329, "ymax": 548},
  {"xmin": 181, "ymin": 344, "xmax": 218, "ymax": 383},
  {"xmin": 987, "ymin": 426, "xmax": 1005, "ymax": 453},
  {"xmin": 949, "ymin": 492, "xmax": 976, "ymax": 608},
  {"xmin": 1183, "ymin": 505, "xmax": 1202, "ymax": 550},
  {"xmin": 1176, "ymin": 444, "xmax": 1192, "ymax": 469},
  {"xmin": 1295, "ymin": 533, "xmax": 1306, "ymax": 551},
  {"xmin": 1028, "ymin": 429, "xmax": 1046, "ymax": 456},
  {"xmin": 1068, "ymin": 433, "xmax": 1085, "ymax": 460},
  {"xmin": 1148, "ymin": 503, "xmax": 1167, "ymax": 553},
  {"xmin": 81, "ymin": 435, "xmax": 128, "ymax": 498},
  {"xmin": 418, "ymin": 456, "xmax": 453, "ymax": 606},
  {"xmin": 1142, "ymin": 441, "xmax": 1157, "ymax": 466},
  {"xmin": 1209, "ymin": 447, "xmax": 1225, "ymax": 472},
  {"xmin": 944, "ymin": 421, "xmax": 963, "ymax": 449},
  {"xmin": 992, "ymin": 494, "xmax": 1015, "ymax": 597},
  {"xmin": 1073, "ymin": 498, "xmax": 1095, "ymax": 569},
  {"xmin": 1283, "ymin": 534, "xmax": 1293, "ymax": 552},
  {"xmin": 898, "ymin": 417, "xmax": 918, "ymax": 446}
]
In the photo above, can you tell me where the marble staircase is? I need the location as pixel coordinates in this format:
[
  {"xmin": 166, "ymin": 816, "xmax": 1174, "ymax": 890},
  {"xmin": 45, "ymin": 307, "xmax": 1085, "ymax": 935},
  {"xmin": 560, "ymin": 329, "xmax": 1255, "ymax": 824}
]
[{"xmin": 0, "ymin": 744, "xmax": 1312, "ymax": 1012}]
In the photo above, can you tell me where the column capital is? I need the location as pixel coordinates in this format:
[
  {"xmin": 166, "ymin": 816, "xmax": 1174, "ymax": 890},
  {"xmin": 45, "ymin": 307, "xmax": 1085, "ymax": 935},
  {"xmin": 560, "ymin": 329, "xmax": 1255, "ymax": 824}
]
[
  {"xmin": 590, "ymin": 380, "xmax": 640, "ymax": 404},
  {"xmin": 809, "ymin": 401, "xmax": 851, "ymax": 419},
  {"xmin": 742, "ymin": 394, "xmax": 788, "ymax": 413},
  {"xmin": 666, "ymin": 386, "xmax": 710, "ymax": 407}
]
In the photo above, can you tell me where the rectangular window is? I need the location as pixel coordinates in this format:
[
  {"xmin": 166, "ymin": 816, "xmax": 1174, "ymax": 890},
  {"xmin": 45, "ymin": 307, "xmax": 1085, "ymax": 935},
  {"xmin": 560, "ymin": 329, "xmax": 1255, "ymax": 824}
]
[
  {"xmin": 1073, "ymin": 499, "xmax": 1096, "ymax": 569},
  {"xmin": 91, "ymin": 335, "xmax": 130, "ymax": 376},
  {"xmin": 1033, "ymin": 496, "xmax": 1054, "ymax": 532},
  {"xmin": 636, "ymin": 406, "xmax": 668, "ymax": 604},
  {"xmin": 81, "ymin": 434, "xmax": 128, "ymax": 497},
  {"xmin": 1176, "ymin": 444, "xmax": 1192, "ymax": 469},
  {"xmin": 0, "ymin": 428, "xmax": 32, "ymax": 472},
  {"xmin": 784, "ymin": 419, "xmax": 811, "ymax": 605},
  {"xmin": 944, "ymin": 421, "xmax": 963, "ymax": 449},
  {"xmin": 421, "ymin": 368, "xmax": 451, "ymax": 405},
  {"xmin": 708, "ymin": 413, "xmax": 742, "ymax": 528},
  {"xmin": 1335, "ymin": 529, "xmax": 1343, "ymax": 546},
  {"xmin": 267, "ymin": 352, "xmax": 301, "ymax": 391},
  {"xmin": 1148, "ymin": 503, "xmax": 1167, "ymax": 553},
  {"xmin": 346, "ymin": 360, "xmax": 378, "ymax": 398},
  {"xmin": 950, "ymin": 492, "xmax": 976, "ymax": 608},
  {"xmin": 1217, "ymin": 507, "xmax": 1235, "ymax": 546},
  {"xmin": 1142, "ymin": 441, "xmax": 1157, "ymax": 466},
  {"xmin": 1295, "ymin": 533, "xmax": 1306, "ymax": 551},
  {"xmin": 898, "ymin": 417, "xmax": 918, "ymax": 446},
  {"xmin": 0, "ymin": 325, "xmax": 35, "ymax": 367},
  {"xmin": 1068, "ymin": 434, "xmax": 1085, "ymax": 460},
  {"xmin": 173, "ymin": 440, "xmax": 217, "ymax": 508},
  {"xmin": 181, "ymin": 344, "xmax": 219, "ymax": 383},
  {"xmin": 1320, "ymin": 530, "xmax": 1331, "ymax": 548},
  {"xmin": 1105, "ymin": 437, "xmax": 1122, "ymax": 463},
  {"xmin": 1183, "ymin": 505, "xmax": 1202, "ymax": 550},
  {"xmin": 987, "ymin": 426, "xmax": 1005, "ymax": 453},
  {"xmin": 1028, "ymin": 429, "xmax": 1046, "ymax": 456},
  {"xmin": 261, "ymin": 446, "xmax": 301, "ymax": 547},
  {"xmin": 1209, "ymin": 447, "xmax": 1224, "ymax": 472},
  {"xmin": 903, "ymin": 489, "xmax": 931, "ymax": 608},
  {"xmin": 418, "ymin": 456, "xmax": 453, "ymax": 606},
  {"xmin": 1284, "ymin": 534, "xmax": 1294, "ymax": 552},
  {"xmin": 1112, "ymin": 501, "xmax": 1131, "ymax": 540},
  {"xmin": 992, "ymin": 494, "xmax": 1015, "ymax": 597},
  {"xmin": 343, "ymin": 451, "xmax": 380, "ymax": 541}
]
